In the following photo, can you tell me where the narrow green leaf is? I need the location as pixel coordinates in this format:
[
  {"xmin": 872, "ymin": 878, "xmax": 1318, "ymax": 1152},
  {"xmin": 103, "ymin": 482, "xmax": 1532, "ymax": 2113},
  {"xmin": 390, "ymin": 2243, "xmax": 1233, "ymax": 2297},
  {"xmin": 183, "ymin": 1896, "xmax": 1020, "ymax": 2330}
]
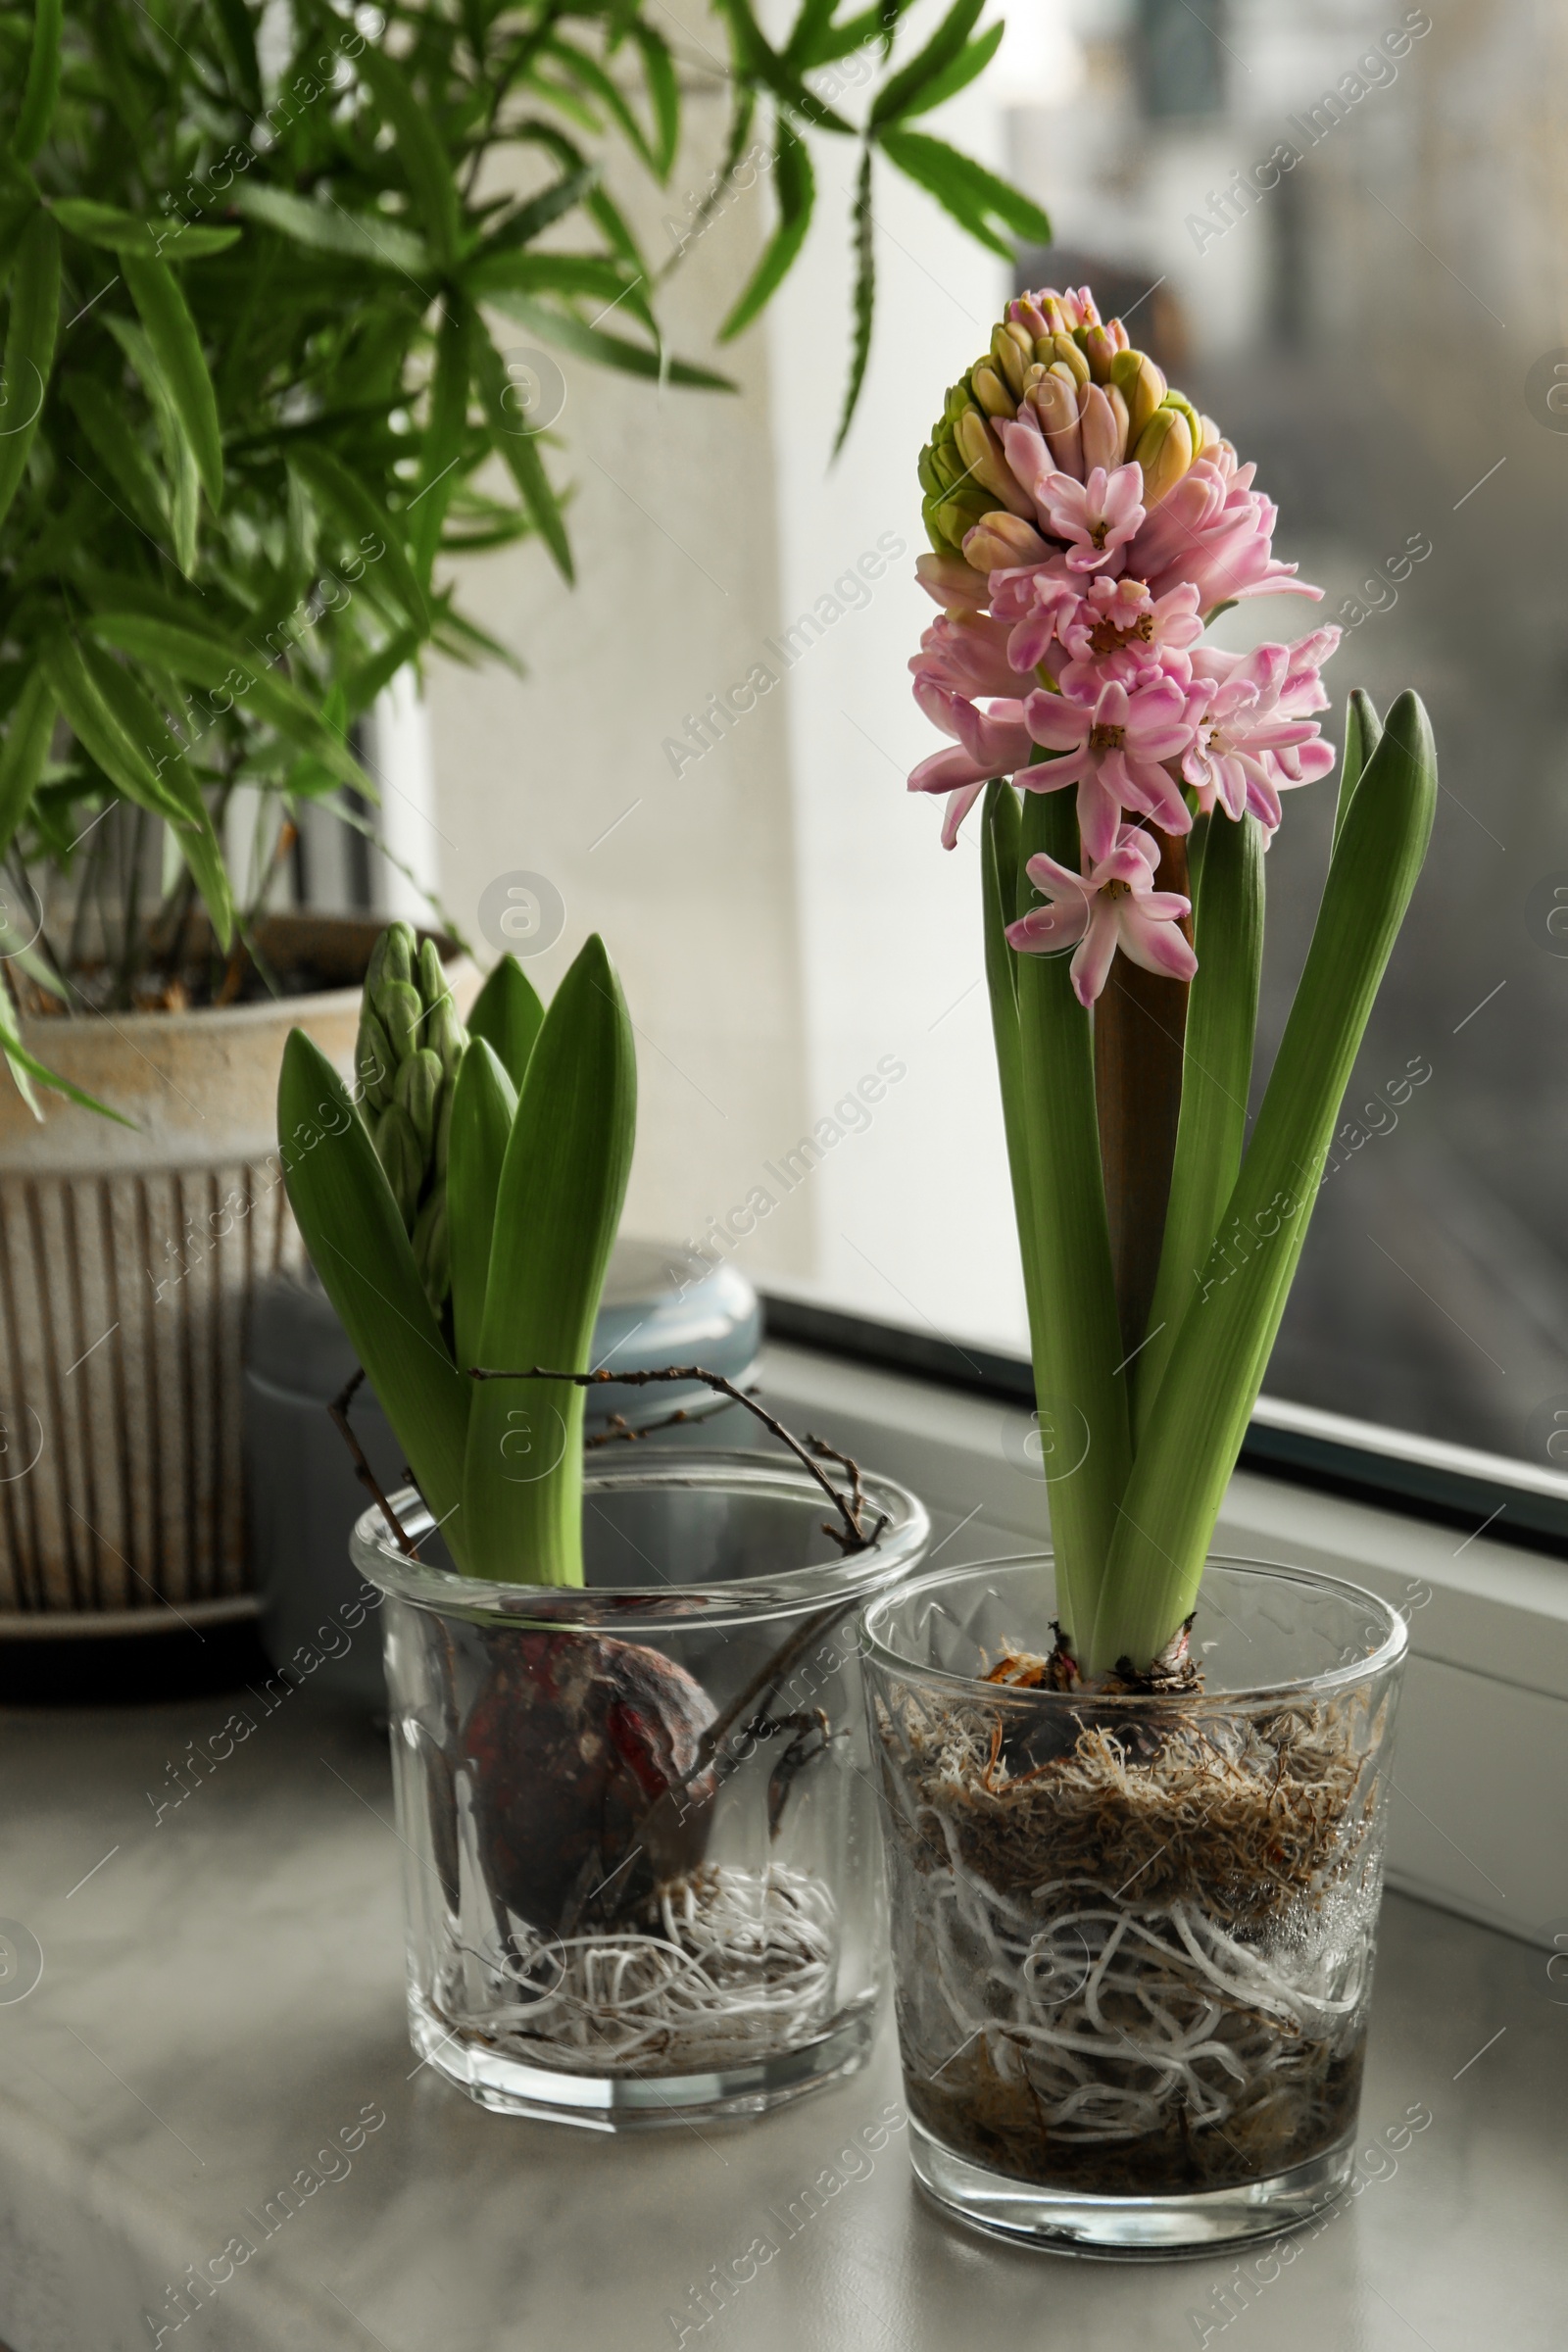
[
  {"xmin": 981, "ymin": 784, "xmax": 1049, "ymax": 1446},
  {"xmin": 1334, "ymin": 687, "xmax": 1382, "ymax": 851},
  {"xmin": 481, "ymin": 167, "xmax": 600, "ymax": 257},
  {"xmin": 278, "ymin": 1032, "xmax": 471, "ymax": 1546},
  {"xmin": 39, "ymin": 634, "xmax": 189, "ymax": 823},
  {"xmin": 895, "ymin": 22, "xmax": 1004, "ymax": 119},
  {"xmin": 1094, "ymin": 693, "xmax": 1439, "ymax": 1673},
  {"xmin": 476, "ymin": 332, "xmax": 573, "ymax": 583},
  {"xmin": 480, "ymin": 286, "xmax": 734, "ymax": 390},
  {"xmin": 63, "ymin": 375, "xmax": 166, "ymax": 536},
  {"xmin": 718, "ymin": 132, "xmax": 814, "ymax": 342},
  {"xmin": 228, "ymin": 183, "xmax": 431, "ymax": 276},
  {"xmin": 543, "ymin": 33, "xmax": 662, "ymax": 175},
  {"xmin": 64, "ymin": 639, "xmax": 234, "ymax": 949},
  {"xmin": 51, "ymin": 201, "xmax": 240, "ymax": 260},
  {"xmin": 462, "ymin": 935, "xmax": 637, "ymax": 1585},
  {"xmin": 1135, "ymin": 811, "xmax": 1264, "ymax": 1442},
  {"xmin": 412, "ymin": 306, "xmax": 469, "ymax": 583},
  {"xmin": 0, "ymin": 970, "xmax": 134, "ymax": 1125},
  {"xmin": 448, "ymin": 1037, "xmax": 518, "ymax": 1376},
  {"xmin": 87, "ymin": 613, "xmax": 373, "ymax": 796},
  {"xmin": 354, "ymin": 46, "xmax": 463, "ymax": 270},
  {"xmin": 211, "ymin": 0, "xmax": 261, "ymax": 112},
  {"xmin": 1011, "ymin": 787, "xmax": 1129, "ymax": 1651},
  {"xmin": 345, "ymin": 624, "xmax": 421, "ymax": 716},
  {"xmin": 710, "ymin": 0, "xmax": 858, "ymax": 132},
  {"xmin": 14, "ymin": 0, "xmax": 63, "ymax": 164},
  {"xmin": 869, "ymin": 0, "xmax": 984, "ymax": 125},
  {"xmin": 631, "ymin": 24, "xmax": 680, "ymax": 178},
  {"xmin": 832, "ymin": 146, "xmax": 875, "ymax": 455},
  {"xmin": 783, "ymin": 0, "xmax": 841, "ymax": 68},
  {"xmin": 0, "ymin": 666, "xmax": 54, "ymax": 861},
  {"xmin": 878, "ymin": 127, "xmax": 1052, "ymax": 258},
  {"xmin": 812, "ymin": 0, "xmax": 919, "ymax": 61},
  {"xmin": 122, "ymin": 254, "xmax": 223, "ymax": 510},
  {"xmin": 0, "ymin": 208, "xmax": 57, "ymax": 532},
  {"xmin": 107, "ymin": 315, "xmax": 200, "ymax": 570},
  {"xmin": 290, "ymin": 442, "xmax": 429, "ymax": 635},
  {"xmin": 466, "ymin": 953, "xmax": 545, "ymax": 1091}
]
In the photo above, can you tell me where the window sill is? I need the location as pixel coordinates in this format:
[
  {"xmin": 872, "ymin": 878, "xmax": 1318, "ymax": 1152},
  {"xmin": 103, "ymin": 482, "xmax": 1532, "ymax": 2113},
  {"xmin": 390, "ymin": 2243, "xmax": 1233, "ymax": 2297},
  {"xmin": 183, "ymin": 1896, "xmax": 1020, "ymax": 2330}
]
[{"xmin": 760, "ymin": 1339, "xmax": 1568, "ymax": 1951}]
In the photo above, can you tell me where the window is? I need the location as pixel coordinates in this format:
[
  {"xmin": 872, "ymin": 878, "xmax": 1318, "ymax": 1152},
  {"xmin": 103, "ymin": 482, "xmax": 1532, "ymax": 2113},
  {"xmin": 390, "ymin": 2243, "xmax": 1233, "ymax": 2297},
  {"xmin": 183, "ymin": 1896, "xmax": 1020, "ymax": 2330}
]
[{"xmin": 392, "ymin": 0, "xmax": 1565, "ymax": 1493}]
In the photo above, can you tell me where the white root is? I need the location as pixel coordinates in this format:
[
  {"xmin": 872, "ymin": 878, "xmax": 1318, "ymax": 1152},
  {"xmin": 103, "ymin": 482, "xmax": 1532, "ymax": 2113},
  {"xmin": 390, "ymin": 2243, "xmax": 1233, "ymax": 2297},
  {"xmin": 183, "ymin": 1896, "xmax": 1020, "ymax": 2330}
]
[
  {"xmin": 439, "ymin": 1863, "xmax": 839, "ymax": 2077},
  {"xmin": 899, "ymin": 1848, "xmax": 1372, "ymax": 2147}
]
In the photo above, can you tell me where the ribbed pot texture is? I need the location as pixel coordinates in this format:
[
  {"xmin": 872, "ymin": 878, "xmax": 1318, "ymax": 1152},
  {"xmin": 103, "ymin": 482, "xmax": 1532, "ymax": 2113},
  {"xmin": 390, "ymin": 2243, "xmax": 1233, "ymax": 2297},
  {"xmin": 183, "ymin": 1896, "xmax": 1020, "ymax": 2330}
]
[{"xmin": 0, "ymin": 915, "xmax": 476, "ymax": 1623}]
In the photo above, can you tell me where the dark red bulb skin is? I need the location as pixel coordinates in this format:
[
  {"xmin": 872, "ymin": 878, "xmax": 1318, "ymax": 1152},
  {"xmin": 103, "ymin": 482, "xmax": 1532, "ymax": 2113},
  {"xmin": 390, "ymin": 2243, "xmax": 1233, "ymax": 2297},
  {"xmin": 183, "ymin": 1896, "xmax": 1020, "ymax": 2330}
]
[{"xmin": 460, "ymin": 1628, "xmax": 718, "ymax": 1934}]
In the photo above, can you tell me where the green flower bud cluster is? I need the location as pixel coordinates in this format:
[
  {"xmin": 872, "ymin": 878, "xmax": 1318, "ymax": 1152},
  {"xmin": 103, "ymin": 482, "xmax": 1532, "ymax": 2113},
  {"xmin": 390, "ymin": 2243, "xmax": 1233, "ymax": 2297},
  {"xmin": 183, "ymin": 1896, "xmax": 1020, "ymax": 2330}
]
[
  {"xmin": 916, "ymin": 287, "xmax": 1216, "ymax": 561},
  {"xmin": 355, "ymin": 922, "xmax": 466, "ymax": 1311}
]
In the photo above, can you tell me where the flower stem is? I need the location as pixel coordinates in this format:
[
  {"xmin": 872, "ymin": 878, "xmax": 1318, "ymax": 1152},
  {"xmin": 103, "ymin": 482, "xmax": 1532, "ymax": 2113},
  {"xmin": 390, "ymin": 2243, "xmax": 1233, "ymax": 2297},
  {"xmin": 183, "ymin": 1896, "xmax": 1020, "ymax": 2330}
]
[{"xmin": 1087, "ymin": 692, "xmax": 1437, "ymax": 1675}]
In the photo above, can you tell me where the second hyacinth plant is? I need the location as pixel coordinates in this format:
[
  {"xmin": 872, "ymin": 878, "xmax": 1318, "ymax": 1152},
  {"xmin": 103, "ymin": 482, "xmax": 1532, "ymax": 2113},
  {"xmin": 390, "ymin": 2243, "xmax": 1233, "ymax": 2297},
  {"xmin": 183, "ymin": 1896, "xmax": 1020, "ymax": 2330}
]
[{"xmin": 909, "ymin": 284, "xmax": 1438, "ymax": 1681}]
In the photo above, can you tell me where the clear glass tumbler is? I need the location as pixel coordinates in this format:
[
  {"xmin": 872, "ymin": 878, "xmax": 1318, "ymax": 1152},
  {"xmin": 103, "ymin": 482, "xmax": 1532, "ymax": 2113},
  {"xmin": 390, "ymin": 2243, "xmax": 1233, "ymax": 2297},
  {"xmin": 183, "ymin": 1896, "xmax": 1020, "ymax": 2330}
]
[
  {"xmin": 353, "ymin": 1449, "xmax": 929, "ymax": 2128},
  {"xmin": 860, "ymin": 1552, "xmax": 1407, "ymax": 2255}
]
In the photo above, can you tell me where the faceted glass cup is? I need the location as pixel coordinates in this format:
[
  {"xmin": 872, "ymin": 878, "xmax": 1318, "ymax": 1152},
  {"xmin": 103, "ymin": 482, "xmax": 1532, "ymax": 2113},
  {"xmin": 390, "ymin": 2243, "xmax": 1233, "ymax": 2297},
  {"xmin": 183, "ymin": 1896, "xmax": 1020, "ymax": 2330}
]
[
  {"xmin": 860, "ymin": 1552, "xmax": 1407, "ymax": 2256},
  {"xmin": 353, "ymin": 1449, "xmax": 929, "ymax": 2129}
]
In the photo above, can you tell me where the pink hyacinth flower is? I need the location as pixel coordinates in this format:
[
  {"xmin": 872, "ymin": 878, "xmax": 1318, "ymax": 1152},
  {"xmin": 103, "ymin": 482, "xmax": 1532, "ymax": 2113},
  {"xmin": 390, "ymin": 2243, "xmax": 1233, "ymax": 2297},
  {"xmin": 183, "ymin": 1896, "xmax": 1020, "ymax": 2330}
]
[
  {"xmin": 906, "ymin": 685, "xmax": 1033, "ymax": 849},
  {"xmin": 1022, "ymin": 676, "xmax": 1196, "ymax": 861},
  {"xmin": 913, "ymin": 550, "xmax": 993, "ymax": 612},
  {"xmin": 1180, "ymin": 630, "xmax": 1340, "ymax": 828},
  {"xmin": 1037, "ymin": 464, "xmax": 1146, "ymax": 574},
  {"xmin": 1004, "ymin": 826, "xmax": 1197, "ymax": 1008},
  {"xmin": 989, "ymin": 567, "xmax": 1078, "ymax": 676},
  {"xmin": 911, "ymin": 612, "xmax": 1020, "ymax": 701},
  {"xmin": 1056, "ymin": 578, "xmax": 1204, "ymax": 697},
  {"xmin": 1128, "ymin": 463, "xmax": 1321, "ymax": 611}
]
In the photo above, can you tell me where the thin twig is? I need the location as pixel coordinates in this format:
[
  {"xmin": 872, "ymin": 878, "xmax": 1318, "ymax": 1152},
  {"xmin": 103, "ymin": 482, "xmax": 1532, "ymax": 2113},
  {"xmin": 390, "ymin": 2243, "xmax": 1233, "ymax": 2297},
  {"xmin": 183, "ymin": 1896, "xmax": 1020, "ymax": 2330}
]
[
  {"xmin": 328, "ymin": 1369, "xmax": 417, "ymax": 1555},
  {"xmin": 469, "ymin": 1363, "xmax": 877, "ymax": 1552}
]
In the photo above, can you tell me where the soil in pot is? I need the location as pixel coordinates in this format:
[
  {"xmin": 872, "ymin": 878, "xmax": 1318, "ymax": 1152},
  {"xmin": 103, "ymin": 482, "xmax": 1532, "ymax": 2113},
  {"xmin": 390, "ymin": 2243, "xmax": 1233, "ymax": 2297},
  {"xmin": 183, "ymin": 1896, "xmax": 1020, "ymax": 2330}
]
[{"xmin": 878, "ymin": 1661, "xmax": 1385, "ymax": 2195}]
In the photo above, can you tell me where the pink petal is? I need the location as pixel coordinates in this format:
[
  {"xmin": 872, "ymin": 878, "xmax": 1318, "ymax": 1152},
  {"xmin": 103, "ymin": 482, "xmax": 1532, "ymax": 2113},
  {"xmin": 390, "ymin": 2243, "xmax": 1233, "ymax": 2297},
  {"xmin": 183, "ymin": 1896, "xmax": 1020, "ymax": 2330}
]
[
  {"xmin": 940, "ymin": 781, "xmax": 986, "ymax": 849},
  {"xmin": 1070, "ymin": 906, "xmax": 1119, "ymax": 1005},
  {"xmin": 909, "ymin": 744, "xmax": 986, "ymax": 797},
  {"xmin": 1119, "ymin": 907, "xmax": 1198, "ymax": 984}
]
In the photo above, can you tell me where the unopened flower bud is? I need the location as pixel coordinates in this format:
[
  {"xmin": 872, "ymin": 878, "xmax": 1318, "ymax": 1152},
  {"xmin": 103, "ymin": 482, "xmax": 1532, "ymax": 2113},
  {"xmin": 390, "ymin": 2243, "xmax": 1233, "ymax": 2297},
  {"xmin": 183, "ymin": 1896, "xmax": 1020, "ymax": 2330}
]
[
  {"xmin": 1083, "ymin": 324, "xmax": 1118, "ymax": 383},
  {"xmin": 954, "ymin": 408, "xmax": 1035, "ymax": 517},
  {"xmin": 915, "ymin": 550, "xmax": 993, "ymax": 611},
  {"xmin": 1027, "ymin": 368, "xmax": 1085, "ymax": 479},
  {"xmin": 374, "ymin": 1102, "xmax": 424, "ymax": 1226},
  {"xmin": 1050, "ymin": 332, "xmax": 1090, "ymax": 387},
  {"xmin": 396, "ymin": 1047, "xmax": 444, "ymax": 1152},
  {"xmin": 991, "ymin": 322, "xmax": 1031, "ymax": 400},
  {"xmin": 1112, "ymin": 350, "xmax": 1167, "ymax": 443},
  {"xmin": 970, "ymin": 363, "xmax": 1015, "ymax": 419},
  {"xmin": 962, "ymin": 511, "xmax": 1054, "ymax": 571},
  {"xmin": 356, "ymin": 1008, "xmax": 394, "ymax": 1112},
  {"xmin": 366, "ymin": 920, "xmax": 415, "ymax": 1003},
  {"xmin": 1161, "ymin": 391, "xmax": 1205, "ymax": 468},
  {"xmin": 375, "ymin": 977, "xmax": 423, "ymax": 1061},
  {"xmin": 1080, "ymin": 382, "xmax": 1128, "ymax": 472},
  {"xmin": 1134, "ymin": 406, "xmax": 1194, "ymax": 506}
]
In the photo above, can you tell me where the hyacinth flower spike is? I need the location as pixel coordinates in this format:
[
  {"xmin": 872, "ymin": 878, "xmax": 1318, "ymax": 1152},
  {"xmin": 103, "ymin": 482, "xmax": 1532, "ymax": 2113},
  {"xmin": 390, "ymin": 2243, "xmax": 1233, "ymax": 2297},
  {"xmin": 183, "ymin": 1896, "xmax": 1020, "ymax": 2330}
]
[{"xmin": 909, "ymin": 282, "xmax": 1438, "ymax": 1681}]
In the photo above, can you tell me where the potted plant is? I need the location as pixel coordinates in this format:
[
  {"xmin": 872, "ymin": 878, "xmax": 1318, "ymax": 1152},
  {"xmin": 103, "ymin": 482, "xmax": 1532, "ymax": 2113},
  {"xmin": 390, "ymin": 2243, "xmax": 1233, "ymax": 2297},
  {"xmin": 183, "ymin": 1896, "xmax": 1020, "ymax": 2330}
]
[
  {"xmin": 282, "ymin": 927, "xmax": 929, "ymax": 2123},
  {"xmin": 0, "ymin": 0, "xmax": 1044, "ymax": 1620},
  {"xmin": 860, "ymin": 282, "xmax": 1435, "ymax": 2251}
]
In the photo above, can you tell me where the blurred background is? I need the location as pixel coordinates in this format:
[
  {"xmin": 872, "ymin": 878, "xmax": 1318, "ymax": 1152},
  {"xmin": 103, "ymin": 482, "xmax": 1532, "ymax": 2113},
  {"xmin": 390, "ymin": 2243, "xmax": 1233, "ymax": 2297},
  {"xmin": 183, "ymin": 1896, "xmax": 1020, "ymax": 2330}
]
[{"xmin": 318, "ymin": 0, "xmax": 1568, "ymax": 1476}]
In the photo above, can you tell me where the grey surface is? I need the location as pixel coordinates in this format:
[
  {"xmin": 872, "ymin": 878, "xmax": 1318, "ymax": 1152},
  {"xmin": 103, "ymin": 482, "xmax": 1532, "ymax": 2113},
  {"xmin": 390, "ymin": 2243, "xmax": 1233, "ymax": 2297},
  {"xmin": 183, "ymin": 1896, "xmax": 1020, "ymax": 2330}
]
[{"xmin": 0, "ymin": 1688, "xmax": 1562, "ymax": 2352}]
